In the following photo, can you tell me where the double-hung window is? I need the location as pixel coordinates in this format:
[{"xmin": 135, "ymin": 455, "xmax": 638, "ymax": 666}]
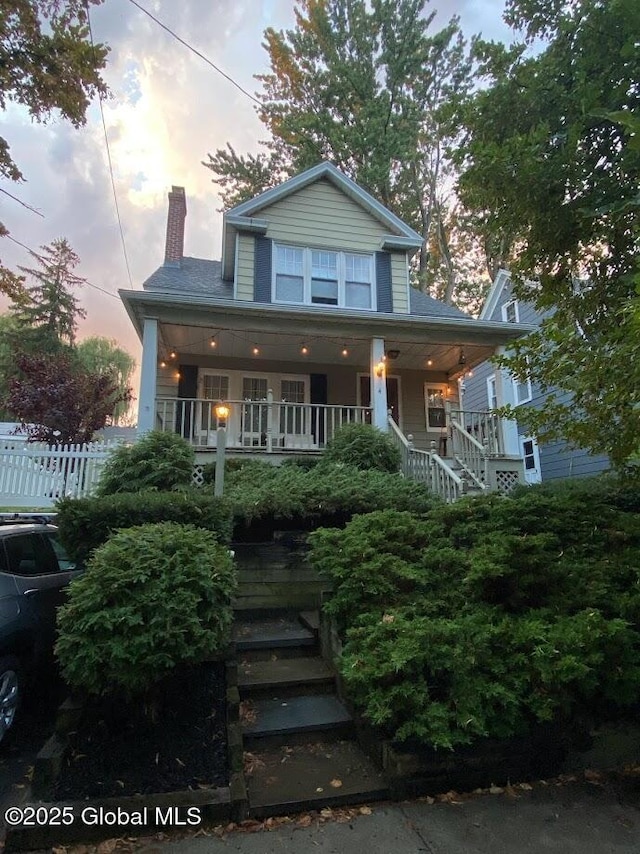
[
  {"xmin": 513, "ymin": 358, "xmax": 533, "ymax": 405},
  {"xmin": 274, "ymin": 245, "xmax": 374, "ymax": 310}
]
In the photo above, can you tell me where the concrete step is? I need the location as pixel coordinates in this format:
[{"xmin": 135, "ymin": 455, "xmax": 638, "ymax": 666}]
[
  {"xmin": 233, "ymin": 613, "xmax": 318, "ymax": 661},
  {"xmin": 241, "ymin": 694, "xmax": 354, "ymax": 749},
  {"xmin": 238, "ymin": 656, "xmax": 334, "ymax": 698},
  {"xmin": 245, "ymin": 740, "xmax": 390, "ymax": 818}
]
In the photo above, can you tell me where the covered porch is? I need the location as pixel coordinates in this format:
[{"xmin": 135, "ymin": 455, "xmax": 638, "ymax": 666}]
[{"xmin": 122, "ymin": 292, "xmax": 531, "ymax": 493}]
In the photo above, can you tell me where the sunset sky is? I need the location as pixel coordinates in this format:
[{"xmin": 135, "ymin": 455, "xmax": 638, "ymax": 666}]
[{"xmin": 0, "ymin": 0, "xmax": 513, "ymax": 413}]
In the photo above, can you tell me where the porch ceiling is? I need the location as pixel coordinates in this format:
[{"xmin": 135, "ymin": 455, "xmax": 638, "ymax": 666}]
[
  {"xmin": 158, "ymin": 323, "xmax": 497, "ymax": 376},
  {"xmin": 122, "ymin": 290, "xmax": 535, "ymax": 377}
]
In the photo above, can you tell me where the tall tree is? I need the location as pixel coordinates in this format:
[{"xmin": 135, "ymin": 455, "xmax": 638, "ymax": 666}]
[
  {"xmin": 458, "ymin": 0, "xmax": 640, "ymax": 467},
  {"xmin": 76, "ymin": 336, "xmax": 135, "ymax": 423},
  {"xmin": 0, "ymin": 0, "xmax": 108, "ymax": 294},
  {"xmin": 203, "ymin": 0, "xmax": 476, "ymax": 304},
  {"xmin": 11, "ymin": 237, "xmax": 86, "ymax": 348}
]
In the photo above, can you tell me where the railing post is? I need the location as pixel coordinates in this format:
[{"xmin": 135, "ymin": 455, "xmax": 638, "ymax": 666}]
[{"xmin": 266, "ymin": 389, "xmax": 274, "ymax": 453}]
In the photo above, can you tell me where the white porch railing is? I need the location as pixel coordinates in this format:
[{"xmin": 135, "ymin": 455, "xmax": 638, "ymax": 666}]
[
  {"xmin": 0, "ymin": 440, "xmax": 118, "ymax": 508},
  {"xmin": 155, "ymin": 394, "xmax": 372, "ymax": 451},
  {"xmin": 449, "ymin": 408, "xmax": 504, "ymax": 456},
  {"xmin": 388, "ymin": 416, "xmax": 466, "ymax": 503}
]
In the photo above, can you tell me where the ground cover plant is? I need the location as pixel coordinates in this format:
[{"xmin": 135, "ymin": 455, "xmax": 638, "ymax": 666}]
[{"xmin": 308, "ymin": 477, "xmax": 640, "ymax": 749}]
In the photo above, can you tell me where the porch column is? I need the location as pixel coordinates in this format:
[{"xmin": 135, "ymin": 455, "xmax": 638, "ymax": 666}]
[
  {"xmin": 138, "ymin": 317, "xmax": 158, "ymax": 435},
  {"xmin": 370, "ymin": 337, "xmax": 388, "ymax": 432},
  {"xmin": 495, "ymin": 345, "xmax": 520, "ymax": 455}
]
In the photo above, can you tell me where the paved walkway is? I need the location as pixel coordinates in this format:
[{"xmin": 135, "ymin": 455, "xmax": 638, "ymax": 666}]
[{"xmin": 134, "ymin": 775, "xmax": 640, "ymax": 853}]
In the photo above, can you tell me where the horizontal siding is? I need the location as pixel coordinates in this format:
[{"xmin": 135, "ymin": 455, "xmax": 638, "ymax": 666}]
[
  {"xmin": 462, "ymin": 360, "xmax": 495, "ymax": 411},
  {"xmin": 534, "ymin": 438, "xmax": 610, "ymax": 481},
  {"xmin": 260, "ymin": 179, "xmax": 389, "ymax": 253},
  {"xmin": 391, "ymin": 253, "xmax": 408, "ymax": 314},
  {"xmin": 156, "ymin": 368, "xmax": 178, "ymax": 398},
  {"xmin": 235, "ymin": 233, "xmax": 254, "ymax": 301}
]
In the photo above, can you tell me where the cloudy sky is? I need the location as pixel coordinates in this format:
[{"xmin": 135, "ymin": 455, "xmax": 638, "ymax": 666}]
[{"xmin": 1, "ymin": 0, "xmax": 513, "ymax": 411}]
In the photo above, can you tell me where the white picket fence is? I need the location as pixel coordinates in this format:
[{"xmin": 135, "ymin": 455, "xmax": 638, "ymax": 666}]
[{"xmin": 0, "ymin": 440, "xmax": 118, "ymax": 509}]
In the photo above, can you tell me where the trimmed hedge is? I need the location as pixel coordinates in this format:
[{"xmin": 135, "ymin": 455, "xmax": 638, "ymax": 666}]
[
  {"xmin": 56, "ymin": 490, "xmax": 233, "ymax": 564},
  {"xmin": 308, "ymin": 477, "xmax": 640, "ymax": 749},
  {"xmin": 225, "ymin": 461, "xmax": 440, "ymax": 533},
  {"xmin": 56, "ymin": 522, "xmax": 236, "ymax": 699},
  {"xmin": 96, "ymin": 431, "xmax": 195, "ymax": 495},
  {"xmin": 322, "ymin": 423, "xmax": 401, "ymax": 472}
]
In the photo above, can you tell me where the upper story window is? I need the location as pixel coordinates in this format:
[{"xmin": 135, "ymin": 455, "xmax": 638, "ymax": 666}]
[
  {"xmin": 274, "ymin": 244, "xmax": 375, "ymax": 310},
  {"xmin": 502, "ymin": 299, "xmax": 519, "ymax": 323},
  {"xmin": 487, "ymin": 375, "xmax": 498, "ymax": 409}
]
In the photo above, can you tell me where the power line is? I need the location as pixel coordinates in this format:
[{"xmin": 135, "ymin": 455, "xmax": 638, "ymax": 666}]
[
  {"xmin": 128, "ymin": 0, "xmax": 262, "ymax": 106},
  {"xmin": 87, "ymin": 8, "xmax": 135, "ymax": 290},
  {"xmin": 0, "ymin": 188, "xmax": 45, "ymax": 218},
  {"xmin": 6, "ymin": 234, "xmax": 122, "ymax": 301}
]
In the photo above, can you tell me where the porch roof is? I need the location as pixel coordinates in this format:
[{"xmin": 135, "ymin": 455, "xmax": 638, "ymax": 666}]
[{"xmin": 120, "ymin": 287, "xmax": 536, "ymax": 361}]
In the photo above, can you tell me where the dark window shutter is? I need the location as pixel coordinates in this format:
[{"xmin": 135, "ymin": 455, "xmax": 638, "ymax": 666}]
[
  {"xmin": 254, "ymin": 236, "xmax": 273, "ymax": 303},
  {"xmin": 375, "ymin": 251, "xmax": 393, "ymax": 313},
  {"xmin": 176, "ymin": 364, "xmax": 198, "ymax": 440}
]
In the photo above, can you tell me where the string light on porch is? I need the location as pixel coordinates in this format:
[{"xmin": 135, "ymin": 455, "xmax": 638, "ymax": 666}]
[
  {"xmin": 252, "ymin": 344, "xmax": 260, "ymax": 356},
  {"xmin": 301, "ymin": 344, "xmax": 309, "ymax": 356},
  {"xmin": 169, "ymin": 350, "xmax": 177, "ymax": 359},
  {"xmin": 209, "ymin": 336, "xmax": 217, "ymax": 348},
  {"xmin": 159, "ymin": 360, "xmax": 167, "ymax": 369},
  {"xmin": 341, "ymin": 345, "xmax": 349, "ymax": 357},
  {"xmin": 426, "ymin": 358, "xmax": 433, "ymax": 367}
]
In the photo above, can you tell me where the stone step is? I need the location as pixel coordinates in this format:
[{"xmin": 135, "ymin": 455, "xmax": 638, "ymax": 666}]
[
  {"xmin": 241, "ymin": 694, "xmax": 354, "ymax": 749},
  {"xmin": 238, "ymin": 656, "xmax": 334, "ymax": 698},
  {"xmin": 245, "ymin": 739, "xmax": 390, "ymax": 818},
  {"xmin": 233, "ymin": 614, "xmax": 318, "ymax": 661}
]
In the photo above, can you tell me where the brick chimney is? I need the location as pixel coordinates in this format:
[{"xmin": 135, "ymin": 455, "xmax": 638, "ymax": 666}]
[{"xmin": 164, "ymin": 186, "xmax": 187, "ymax": 266}]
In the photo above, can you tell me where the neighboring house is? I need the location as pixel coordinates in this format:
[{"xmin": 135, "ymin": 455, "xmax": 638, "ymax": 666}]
[
  {"xmin": 120, "ymin": 163, "xmax": 532, "ymax": 498},
  {"xmin": 462, "ymin": 269, "xmax": 610, "ymax": 484}
]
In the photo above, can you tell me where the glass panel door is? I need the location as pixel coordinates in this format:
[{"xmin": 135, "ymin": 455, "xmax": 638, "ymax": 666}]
[
  {"xmin": 199, "ymin": 374, "xmax": 229, "ymax": 445},
  {"xmin": 424, "ymin": 385, "xmax": 447, "ymax": 429},
  {"xmin": 241, "ymin": 377, "xmax": 268, "ymax": 447}
]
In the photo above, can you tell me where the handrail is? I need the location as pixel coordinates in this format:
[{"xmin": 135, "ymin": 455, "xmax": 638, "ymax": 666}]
[
  {"xmin": 387, "ymin": 415, "xmax": 465, "ymax": 503},
  {"xmin": 449, "ymin": 419, "xmax": 487, "ymax": 490}
]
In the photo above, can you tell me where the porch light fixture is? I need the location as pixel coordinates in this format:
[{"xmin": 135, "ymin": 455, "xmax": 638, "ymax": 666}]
[
  {"xmin": 252, "ymin": 344, "xmax": 260, "ymax": 356},
  {"xmin": 375, "ymin": 360, "xmax": 386, "ymax": 378},
  {"xmin": 385, "ymin": 349, "xmax": 400, "ymax": 360},
  {"xmin": 341, "ymin": 345, "xmax": 349, "ymax": 357},
  {"xmin": 458, "ymin": 349, "xmax": 467, "ymax": 366}
]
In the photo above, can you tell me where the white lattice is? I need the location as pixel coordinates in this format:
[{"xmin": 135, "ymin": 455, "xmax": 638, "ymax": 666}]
[
  {"xmin": 495, "ymin": 470, "xmax": 520, "ymax": 494},
  {"xmin": 192, "ymin": 464, "xmax": 205, "ymax": 487}
]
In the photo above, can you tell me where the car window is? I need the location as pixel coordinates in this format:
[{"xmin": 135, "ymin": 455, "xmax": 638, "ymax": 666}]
[
  {"xmin": 0, "ymin": 542, "xmax": 9, "ymax": 574},
  {"xmin": 4, "ymin": 533, "xmax": 59, "ymax": 576},
  {"xmin": 45, "ymin": 532, "xmax": 77, "ymax": 571}
]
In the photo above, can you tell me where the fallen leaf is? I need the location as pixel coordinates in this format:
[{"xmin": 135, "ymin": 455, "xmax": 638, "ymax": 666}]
[
  {"xmin": 176, "ymin": 757, "xmax": 185, "ymax": 767},
  {"xmin": 489, "ymin": 785, "xmax": 504, "ymax": 795},
  {"xmin": 518, "ymin": 782, "xmax": 533, "ymax": 791},
  {"xmin": 320, "ymin": 808, "xmax": 334, "ymax": 818},
  {"xmin": 584, "ymin": 769, "xmax": 604, "ymax": 785},
  {"xmin": 359, "ymin": 806, "xmax": 373, "ymax": 815},
  {"xmin": 297, "ymin": 815, "xmax": 313, "ymax": 827},
  {"xmin": 330, "ymin": 778, "xmax": 343, "ymax": 788},
  {"xmin": 316, "ymin": 787, "xmax": 324, "ymax": 792}
]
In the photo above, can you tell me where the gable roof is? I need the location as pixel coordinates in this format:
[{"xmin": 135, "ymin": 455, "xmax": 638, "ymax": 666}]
[
  {"xmin": 479, "ymin": 269, "xmax": 512, "ymax": 320},
  {"xmin": 221, "ymin": 161, "xmax": 424, "ymax": 280}
]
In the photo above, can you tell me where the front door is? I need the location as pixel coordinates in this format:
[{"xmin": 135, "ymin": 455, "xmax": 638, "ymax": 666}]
[
  {"xmin": 198, "ymin": 373, "xmax": 230, "ymax": 446},
  {"xmin": 424, "ymin": 384, "xmax": 448, "ymax": 431}
]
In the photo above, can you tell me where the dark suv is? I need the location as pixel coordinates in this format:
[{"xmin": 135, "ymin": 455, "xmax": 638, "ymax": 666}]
[{"xmin": 0, "ymin": 517, "xmax": 82, "ymax": 744}]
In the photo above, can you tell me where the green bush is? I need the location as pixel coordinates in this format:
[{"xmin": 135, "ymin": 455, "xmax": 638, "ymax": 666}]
[
  {"xmin": 308, "ymin": 478, "xmax": 640, "ymax": 748},
  {"xmin": 226, "ymin": 462, "xmax": 439, "ymax": 533},
  {"xmin": 322, "ymin": 423, "xmax": 401, "ymax": 472},
  {"xmin": 96, "ymin": 431, "xmax": 195, "ymax": 495},
  {"xmin": 56, "ymin": 491, "xmax": 232, "ymax": 564},
  {"xmin": 56, "ymin": 522, "xmax": 237, "ymax": 699}
]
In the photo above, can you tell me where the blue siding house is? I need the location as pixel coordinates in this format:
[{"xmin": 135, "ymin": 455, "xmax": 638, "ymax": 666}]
[{"xmin": 462, "ymin": 270, "xmax": 610, "ymax": 483}]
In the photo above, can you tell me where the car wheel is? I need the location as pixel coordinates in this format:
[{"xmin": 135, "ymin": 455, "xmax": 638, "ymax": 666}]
[{"xmin": 0, "ymin": 656, "xmax": 22, "ymax": 744}]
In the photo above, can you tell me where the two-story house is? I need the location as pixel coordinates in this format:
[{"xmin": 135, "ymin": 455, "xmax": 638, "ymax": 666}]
[
  {"xmin": 120, "ymin": 163, "xmax": 532, "ymax": 498},
  {"xmin": 462, "ymin": 269, "xmax": 610, "ymax": 483}
]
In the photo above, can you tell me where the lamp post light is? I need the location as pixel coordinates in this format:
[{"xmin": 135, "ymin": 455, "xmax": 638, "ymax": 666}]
[{"xmin": 214, "ymin": 402, "xmax": 230, "ymax": 497}]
